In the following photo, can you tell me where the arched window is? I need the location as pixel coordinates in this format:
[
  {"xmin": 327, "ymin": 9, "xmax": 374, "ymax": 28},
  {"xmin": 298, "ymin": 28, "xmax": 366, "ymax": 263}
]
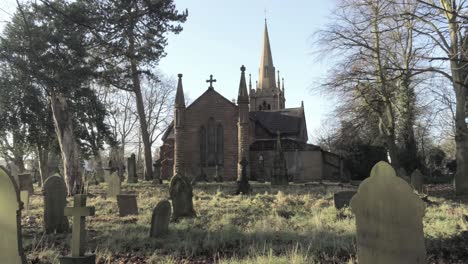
[
  {"xmin": 216, "ymin": 124, "xmax": 224, "ymax": 166},
  {"xmin": 199, "ymin": 126, "xmax": 206, "ymax": 166},
  {"xmin": 207, "ymin": 118, "xmax": 216, "ymax": 166}
]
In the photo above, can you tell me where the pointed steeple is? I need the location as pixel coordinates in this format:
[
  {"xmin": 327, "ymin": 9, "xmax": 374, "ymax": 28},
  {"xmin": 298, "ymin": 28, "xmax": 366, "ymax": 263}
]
[
  {"xmin": 249, "ymin": 73, "xmax": 252, "ymax": 90},
  {"xmin": 175, "ymin": 74, "xmax": 185, "ymax": 108},
  {"xmin": 238, "ymin": 65, "xmax": 249, "ymax": 103},
  {"xmin": 258, "ymin": 20, "xmax": 276, "ymax": 90},
  {"xmin": 277, "ymin": 70, "xmax": 281, "ymax": 89}
]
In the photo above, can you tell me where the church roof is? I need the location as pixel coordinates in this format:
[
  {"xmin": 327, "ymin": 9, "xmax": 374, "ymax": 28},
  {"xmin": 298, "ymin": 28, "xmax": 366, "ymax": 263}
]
[{"xmin": 250, "ymin": 107, "xmax": 305, "ymax": 137}]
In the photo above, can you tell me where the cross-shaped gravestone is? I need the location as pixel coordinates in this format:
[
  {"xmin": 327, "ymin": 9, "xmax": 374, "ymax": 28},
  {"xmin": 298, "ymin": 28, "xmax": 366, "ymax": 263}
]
[
  {"xmin": 62, "ymin": 195, "xmax": 95, "ymax": 261},
  {"xmin": 206, "ymin": 74, "xmax": 216, "ymax": 89}
]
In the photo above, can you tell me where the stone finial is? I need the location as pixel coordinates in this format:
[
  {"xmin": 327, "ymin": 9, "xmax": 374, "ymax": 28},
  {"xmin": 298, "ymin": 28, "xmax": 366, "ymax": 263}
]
[
  {"xmin": 175, "ymin": 73, "xmax": 185, "ymax": 108},
  {"xmin": 237, "ymin": 65, "xmax": 249, "ymax": 102}
]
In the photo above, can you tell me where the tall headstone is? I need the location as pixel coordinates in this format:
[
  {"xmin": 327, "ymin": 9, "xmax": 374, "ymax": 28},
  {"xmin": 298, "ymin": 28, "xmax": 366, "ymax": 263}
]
[
  {"xmin": 397, "ymin": 167, "xmax": 410, "ymax": 183},
  {"xmin": 0, "ymin": 166, "xmax": 26, "ymax": 264},
  {"xmin": 60, "ymin": 195, "xmax": 95, "ymax": 264},
  {"xmin": 411, "ymin": 169, "xmax": 424, "ymax": 193},
  {"xmin": 169, "ymin": 174, "xmax": 196, "ymax": 220},
  {"xmin": 116, "ymin": 194, "xmax": 138, "ymax": 217},
  {"xmin": 150, "ymin": 200, "xmax": 171, "ymax": 237},
  {"xmin": 235, "ymin": 157, "xmax": 251, "ymax": 195},
  {"xmin": 271, "ymin": 133, "xmax": 288, "ymax": 185},
  {"xmin": 350, "ymin": 161, "xmax": 426, "ymax": 264},
  {"xmin": 127, "ymin": 154, "xmax": 137, "ymax": 183},
  {"xmin": 43, "ymin": 174, "xmax": 69, "ymax": 234},
  {"xmin": 107, "ymin": 172, "xmax": 121, "ymax": 198},
  {"xmin": 18, "ymin": 173, "xmax": 34, "ymax": 194}
]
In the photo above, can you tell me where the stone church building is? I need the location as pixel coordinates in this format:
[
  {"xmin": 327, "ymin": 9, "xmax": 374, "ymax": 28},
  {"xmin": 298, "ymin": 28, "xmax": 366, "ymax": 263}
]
[{"xmin": 158, "ymin": 22, "xmax": 342, "ymax": 182}]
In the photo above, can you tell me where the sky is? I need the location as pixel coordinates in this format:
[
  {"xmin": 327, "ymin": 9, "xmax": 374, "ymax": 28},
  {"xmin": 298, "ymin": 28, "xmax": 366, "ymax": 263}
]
[{"xmin": 0, "ymin": 0, "xmax": 338, "ymax": 144}]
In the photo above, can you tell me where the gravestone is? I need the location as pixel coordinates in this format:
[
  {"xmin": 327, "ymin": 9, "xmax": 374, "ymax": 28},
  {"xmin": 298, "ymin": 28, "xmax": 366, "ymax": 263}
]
[
  {"xmin": 116, "ymin": 194, "xmax": 138, "ymax": 217},
  {"xmin": 107, "ymin": 172, "xmax": 121, "ymax": 198},
  {"xmin": 272, "ymin": 134, "xmax": 288, "ymax": 185},
  {"xmin": 0, "ymin": 166, "xmax": 26, "ymax": 264},
  {"xmin": 127, "ymin": 154, "xmax": 137, "ymax": 183},
  {"xmin": 60, "ymin": 195, "xmax": 95, "ymax": 264},
  {"xmin": 411, "ymin": 169, "xmax": 424, "ymax": 193},
  {"xmin": 20, "ymin": 191, "xmax": 29, "ymax": 215},
  {"xmin": 43, "ymin": 174, "xmax": 69, "ymax": 234},
  {"xmin": 350, "ymin": 161, "xmax": 426, "ymax": 264},
  {"xmin": 150, "ymin": 200, "xmax": 171, "ymax": 237},
  {"xmin": 235, "ymin": 157, "xmax": 251, "ymax": 195},
  {"xmin": 18, "ymin": 173, "xmax": 34, "ymax": 194},
  {"xmin": 333, "ymin": 191, "xmax": 357, "ymax": 209},
  {"xmin": 169, "ymin": 174, "xmax": 196, "ymax": 220}
]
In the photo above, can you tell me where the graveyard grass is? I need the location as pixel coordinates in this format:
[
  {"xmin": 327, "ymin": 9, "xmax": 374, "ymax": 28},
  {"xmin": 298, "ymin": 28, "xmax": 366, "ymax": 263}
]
[{"xmin": 23, "ymin": 182, "xmax": 468, "ymax": 264}]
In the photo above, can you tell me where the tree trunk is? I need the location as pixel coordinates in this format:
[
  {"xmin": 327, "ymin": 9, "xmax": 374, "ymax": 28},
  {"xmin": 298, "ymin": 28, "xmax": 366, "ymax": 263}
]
[
  {"xmin": 37, "ymin": 145, "xmax": 50, "ymax": 186},
  {"xmin": 128, "ymin": 28, "xmax": 153, "ymax": 181},
  {"xmin": 49, "ymin": 93, "xmax": 81, "ymax": 195},
  {"xmin": 453, "ymin": 75, "xmax": 468, "ymax": 195}
]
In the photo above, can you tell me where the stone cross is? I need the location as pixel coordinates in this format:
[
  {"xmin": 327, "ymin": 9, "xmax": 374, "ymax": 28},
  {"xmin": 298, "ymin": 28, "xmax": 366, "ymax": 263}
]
[
  {"xmin": 350, "ymin": 161, "xmax": 426, "ymax": 264},
  {"xmin": 206, "ymin": 74, "xmax": 216, "ymax": 89},
  {"xmin": 64, "ymin": 195, "xmax": 95, "ymax": 257}
]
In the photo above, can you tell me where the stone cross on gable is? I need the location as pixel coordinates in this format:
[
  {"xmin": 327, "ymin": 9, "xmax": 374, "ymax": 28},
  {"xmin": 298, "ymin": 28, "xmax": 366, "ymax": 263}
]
[
  {"xmin": 206, "ymin": 74, "xmax": 216, "ymax": 89},
  {"xmin": 64, "ymin": 194, "xmax": 95, "ymax": 257}
]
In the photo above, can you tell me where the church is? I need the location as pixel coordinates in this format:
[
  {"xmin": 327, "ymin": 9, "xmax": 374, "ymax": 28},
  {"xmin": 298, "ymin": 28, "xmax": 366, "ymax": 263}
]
[{"xmin": 158, "ymin": 21, "xmax": 342, "ymax": 182}]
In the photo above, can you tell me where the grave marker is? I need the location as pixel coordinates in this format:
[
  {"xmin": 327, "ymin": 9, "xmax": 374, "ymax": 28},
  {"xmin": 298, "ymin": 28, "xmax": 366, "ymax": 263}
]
[
  {"xmin": 333, "ymin": 191, "xmax": 356, "ymax": 209},
  {"xmin": 116, "ymin": 194, "xmax": 138, "ymax": 217},
  {"xmin": 107, "ymin": 172, "xmax": 121, "ymax": 198},
  {"xmin": 43, "ymin": 174, "xmax": 69, "ymax": 234},
  {"xmin": 411, "ymin": 169, "xmax": 424, "ymax": 193},
  {"xmin": 18, "ymin": 173, "xmax": 34, "ymax": 194},
  {"xmin": 127, "ymin": 153, "xmax": 137, "ymax": 183},
  {"xmin": 60, "ymin": 195, "xmax": 95, "ymax": 264},
  {"xmin": 169, "ymin": 174, "xmax": 196, "ymax": 220},
  {"xmin": 150, "ymin": 200, "xmax": 171, "ymax": 237},
  {"xmin": 350, "ymin": 161, "xmax": 426, "ymax": 264},
  {"xmin": 20, "ymin": 190, "xmax": 29, "ymax": 215},
  {"xmin": 0, "ymin": 166, "xmax": 26, "ymax": 264}
]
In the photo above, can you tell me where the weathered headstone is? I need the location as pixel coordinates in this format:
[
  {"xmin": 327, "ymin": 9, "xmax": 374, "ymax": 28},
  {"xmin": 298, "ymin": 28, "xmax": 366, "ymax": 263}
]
[
  {"xmin": 20, "ymin": 191, "xmax": 29, "ymax": 215},
  {"xmin": 43, "ymin": 174, "xmax": 69, "ymax": 234},
  {"xmin": 350, "ymin": 161, "xmax": 426, "ymax": 264},
  {"xmin": 333, "ymin": 191, "xmax": 357, "ymax": 209},
  {"xmin": 411, "ymin": 169, "xmax": 424, "ymax": 193},
  {"xmin": 150, "ymin": 200, "xmax": 171, "ymax": 237},
  {"xmin": 169, "ymin": 174, "xmax": 196, "ymax": 220},
  {"xmin": 107, "ymin": 172, "xmax": 121, "ymax": 198},
  {"xmin": 116, "ymin": 194, "xmax": 138, "ymax": 217},
  {"xmin": 60, "ymin": 195, "xmax": 95, "ymax": 264},
  {"xmin": 18, "ymin": 173, "xmax": 34, "ymax": 194},
  {"xmin": 272, "ymin": 134, "xmax": 288, "ymax": 185},
  {"xmin": 0, "ymin": 166, "xmax": 26, "ymax": 264},
  {"xmin": 235, "ymin": 157, "xmax": 251, "ymax": 195},
  {"xmin": 127, "ymin": 154, "xmax": 137, "ymax": 183}
]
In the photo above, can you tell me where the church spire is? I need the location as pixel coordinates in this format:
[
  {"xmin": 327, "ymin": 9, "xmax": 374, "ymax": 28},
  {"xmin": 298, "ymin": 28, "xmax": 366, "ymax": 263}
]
[
  {"xmin": 175, "ymin": 74, "xmax": 185, "ymax": 108},
  {"xmin": 258, "ymin": 20, "xmax": 276, "ymax": 90},
  {"xmin": 238, "ymin": 65, "xmax": 249, "ymax": 102}
]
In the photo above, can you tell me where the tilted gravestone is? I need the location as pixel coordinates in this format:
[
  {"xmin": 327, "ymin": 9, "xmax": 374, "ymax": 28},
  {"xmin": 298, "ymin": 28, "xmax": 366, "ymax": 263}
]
[
  {"xmin": 351, "ymin": 161, "xmax": 426, "ymax": 264},
  {"xmin": 169, "ymin": 174, "xmax": 196, "ymax": 220},
  {"xmin": 411, "ymin": 169, "xmax": 424, "ymax": 193},
  {"xmin": 20, "ymin": 191, "xmax": 29, "ymax": 215},
  {"xmin": 43, "ymin": 174, "xmax": 69, "ymax": 234},
  {"xmin": 116, "ymin": 194, "xmax": 138, "ymax": 217},
  {"xmin": 107, "ymin": 172, "xmax": 121, "ymax": 198},
  {"xmin": 150, "ymin": 200, "xmax": 171, "ymax": 237},
  {"xmin": 18, "ymin": 173, "xmax": 34, "ymax": 194},
  {"xmin": 333, "ymin": 191, "xmax": 357, "ymax": 209},
  {"xmin": 60, "ymin": 194, "xmax": 95, "ymax": 264},
  {"xmin": 0, "ymin": 166, "xmax": 27, "ymax": 264},
  {"xmin": 127, "ymin": 154, "xmax": 137, "ymax": 183}
]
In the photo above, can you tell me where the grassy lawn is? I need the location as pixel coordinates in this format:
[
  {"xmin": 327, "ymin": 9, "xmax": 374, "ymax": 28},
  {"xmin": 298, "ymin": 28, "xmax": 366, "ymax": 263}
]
[{"xmin": 23, "ymin": 181, "xmax": 468, "ymax": 264}]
